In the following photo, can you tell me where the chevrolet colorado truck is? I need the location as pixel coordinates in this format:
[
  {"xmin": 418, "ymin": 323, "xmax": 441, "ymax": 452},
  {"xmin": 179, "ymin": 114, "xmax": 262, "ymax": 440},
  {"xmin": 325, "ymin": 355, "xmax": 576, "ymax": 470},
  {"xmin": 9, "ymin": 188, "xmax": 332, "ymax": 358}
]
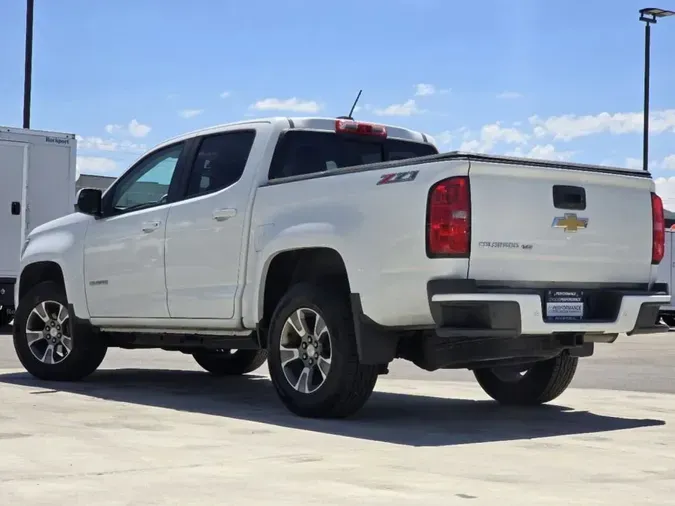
[{"xmin": 12, "ymin": 116, "xmax": 670, "ymax": 418}]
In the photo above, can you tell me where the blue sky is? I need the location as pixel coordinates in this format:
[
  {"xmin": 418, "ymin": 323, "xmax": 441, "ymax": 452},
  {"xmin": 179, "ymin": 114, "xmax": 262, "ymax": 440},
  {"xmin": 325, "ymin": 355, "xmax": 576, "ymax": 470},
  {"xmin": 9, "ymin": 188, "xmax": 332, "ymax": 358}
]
[{"xmin": 2, "ymin": 0, "xmax": 675, "ymax": 206}]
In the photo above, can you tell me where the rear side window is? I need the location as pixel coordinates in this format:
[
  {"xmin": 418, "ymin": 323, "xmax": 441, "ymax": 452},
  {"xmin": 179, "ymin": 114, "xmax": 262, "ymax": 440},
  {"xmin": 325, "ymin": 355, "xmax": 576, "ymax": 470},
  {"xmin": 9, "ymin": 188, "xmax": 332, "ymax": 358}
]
[
  {"xmin": 268, "ymin": 131, "xmax": 437, "ymax": 180},
  {"xmin": 185, "ymin": 130, "xmax": 256, "ymax": 198}
]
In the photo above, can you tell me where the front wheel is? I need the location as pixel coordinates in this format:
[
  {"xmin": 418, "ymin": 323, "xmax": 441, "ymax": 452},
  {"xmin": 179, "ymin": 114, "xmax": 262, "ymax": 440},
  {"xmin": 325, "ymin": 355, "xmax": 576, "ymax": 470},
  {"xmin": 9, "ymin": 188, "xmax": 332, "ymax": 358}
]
[
  {"xmin": 267, "ymin": 283, "xmax": 379, "ymax": 418},
  {"xmin": 13, "ymin": 281, "xmax": 107, "ymax": 381},
  {"xmin": 192, "ymin": 349, "xmax": 268, "ymax": 376},
  {"xmin": 473, "ymin": 353, "xmax": 578, "ymax": 405}
]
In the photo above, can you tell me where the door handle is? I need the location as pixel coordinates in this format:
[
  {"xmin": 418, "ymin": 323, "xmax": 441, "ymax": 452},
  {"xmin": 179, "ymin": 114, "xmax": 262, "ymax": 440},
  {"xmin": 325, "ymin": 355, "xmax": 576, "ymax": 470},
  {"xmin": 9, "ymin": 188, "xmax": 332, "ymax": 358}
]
[
  {"xmin": 141, "ymin": 220, "xmax": 161, "ymax": 233},
  {"xmin": 212, "ymin": 208, "xmax": 237, "ymax": 221}
]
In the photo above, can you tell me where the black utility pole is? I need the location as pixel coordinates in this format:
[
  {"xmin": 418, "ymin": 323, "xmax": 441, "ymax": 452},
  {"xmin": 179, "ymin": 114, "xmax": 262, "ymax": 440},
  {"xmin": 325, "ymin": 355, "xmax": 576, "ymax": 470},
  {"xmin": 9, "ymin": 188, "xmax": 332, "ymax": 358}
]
[
  {"xmin": 23, "ymin": 0, "xmax": 34, "ymax": 129},
  {"xmin": 639, "ymin": 8, "xmax": 674, "ymax": 172}
]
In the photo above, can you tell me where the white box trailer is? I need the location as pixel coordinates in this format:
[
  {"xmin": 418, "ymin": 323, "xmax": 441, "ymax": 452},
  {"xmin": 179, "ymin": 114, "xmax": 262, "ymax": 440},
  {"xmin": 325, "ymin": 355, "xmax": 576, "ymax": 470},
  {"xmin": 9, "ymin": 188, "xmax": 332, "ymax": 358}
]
[
  {"xmin": 657, "ymin": 228, "xmax": 675, "ymax": 326},
  {"xmin": 0, "ymin": 126, "xmax": 77, "ymax": 326}
]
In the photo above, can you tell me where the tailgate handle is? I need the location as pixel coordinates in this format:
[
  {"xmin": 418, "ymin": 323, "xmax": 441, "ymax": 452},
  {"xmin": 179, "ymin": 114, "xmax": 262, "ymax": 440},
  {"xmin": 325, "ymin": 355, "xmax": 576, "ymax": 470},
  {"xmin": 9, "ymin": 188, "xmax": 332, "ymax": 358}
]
[{"xmin": 553, "ymin": 185, "xmax": 586, "ymax": 211}]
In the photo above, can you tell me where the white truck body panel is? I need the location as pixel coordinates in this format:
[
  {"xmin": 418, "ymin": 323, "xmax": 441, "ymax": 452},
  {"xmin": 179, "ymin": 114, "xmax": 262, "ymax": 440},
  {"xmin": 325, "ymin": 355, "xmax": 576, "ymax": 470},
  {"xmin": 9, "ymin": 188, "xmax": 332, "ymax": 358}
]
[
  {"xmin": 15, "ymin": 117, "xmax": 668, "ymax": 340},
  {"xmin": 246, "ymin": 158, "xmax": 472, "ymax": 328},
  {"xmin": 0, "ymin": 127, "xmax": 76, "ymax": 279},
  {"xmin": 467, "ymin": 161, "xmax": 655, "ymax": 284}
]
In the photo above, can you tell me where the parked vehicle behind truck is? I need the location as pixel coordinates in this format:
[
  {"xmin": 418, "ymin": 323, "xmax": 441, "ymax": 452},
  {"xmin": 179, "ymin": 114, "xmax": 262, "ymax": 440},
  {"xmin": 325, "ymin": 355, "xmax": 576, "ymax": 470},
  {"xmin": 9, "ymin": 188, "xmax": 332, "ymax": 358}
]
[
  {"xmin": 0, "ymin": 126, "xmax": 77, "ymax": 330},
  {"xmin": 12, "ymin": 116, "xmax": 670, "ymax": 418},
  {"xmin": 656, "ymin": 228, "xmax": 675, "ymax": 326}
]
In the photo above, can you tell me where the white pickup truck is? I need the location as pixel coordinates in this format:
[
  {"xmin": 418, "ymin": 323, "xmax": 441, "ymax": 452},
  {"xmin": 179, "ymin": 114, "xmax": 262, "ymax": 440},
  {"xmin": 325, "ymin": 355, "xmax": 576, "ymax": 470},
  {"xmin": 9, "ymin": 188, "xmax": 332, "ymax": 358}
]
[{"xmin": 12, "ymin": 116, "xmax": 670, "ymax": 418}]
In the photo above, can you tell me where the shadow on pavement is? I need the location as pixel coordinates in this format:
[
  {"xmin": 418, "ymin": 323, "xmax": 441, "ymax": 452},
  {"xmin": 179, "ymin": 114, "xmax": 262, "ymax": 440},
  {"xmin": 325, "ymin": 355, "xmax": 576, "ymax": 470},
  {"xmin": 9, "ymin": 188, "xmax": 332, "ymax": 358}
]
[{"xmin": 0, "ymin": 368, "xmax": 665, "ymax": 447}]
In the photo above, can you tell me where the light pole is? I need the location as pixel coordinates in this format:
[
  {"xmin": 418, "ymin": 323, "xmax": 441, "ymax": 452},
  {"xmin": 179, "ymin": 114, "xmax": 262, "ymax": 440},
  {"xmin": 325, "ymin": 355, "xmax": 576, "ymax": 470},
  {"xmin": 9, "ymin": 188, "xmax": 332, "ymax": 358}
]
[
  {"xmin": 23, "ymin": 0, "xmax": 34, "ymax": 129},
  {"xmin": 639, "ymin": 7, "xmax": 674, "ymax": 172}
]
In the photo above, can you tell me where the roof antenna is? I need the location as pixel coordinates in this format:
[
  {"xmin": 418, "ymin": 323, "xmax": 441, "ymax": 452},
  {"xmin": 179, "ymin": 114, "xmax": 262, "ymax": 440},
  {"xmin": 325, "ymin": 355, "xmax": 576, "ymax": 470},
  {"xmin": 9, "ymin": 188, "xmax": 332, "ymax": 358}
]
[{"xmin": 337, "ymin": 89, "xmax": 362, "ymax": 120}]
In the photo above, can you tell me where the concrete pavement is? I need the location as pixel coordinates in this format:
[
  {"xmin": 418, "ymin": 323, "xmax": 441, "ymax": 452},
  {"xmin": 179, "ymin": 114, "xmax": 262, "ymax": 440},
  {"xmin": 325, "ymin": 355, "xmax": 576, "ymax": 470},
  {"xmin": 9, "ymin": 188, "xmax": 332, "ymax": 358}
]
[
  {"xmin": 3, "ymin": 332, "xmax": 674, "ymax": 393},
  {"xmin": 0, "ymin": 369, "xmax": 674, "ymax": 505},
  {"xmin": 1, "ymin": 331, "xmax": 675, "ymax": 504}
]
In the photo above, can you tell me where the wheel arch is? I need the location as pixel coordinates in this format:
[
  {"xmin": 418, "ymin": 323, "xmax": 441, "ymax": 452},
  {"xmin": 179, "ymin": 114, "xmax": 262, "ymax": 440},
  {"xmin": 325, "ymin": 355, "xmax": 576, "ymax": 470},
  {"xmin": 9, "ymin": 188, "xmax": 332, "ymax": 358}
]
[
  {"xmin": 19, "ymin": 261, "xmax": 67, "ymax": 303},
  {"xmin": 257, "ymin": 247, "xmax": 350, "ymax": 345}
]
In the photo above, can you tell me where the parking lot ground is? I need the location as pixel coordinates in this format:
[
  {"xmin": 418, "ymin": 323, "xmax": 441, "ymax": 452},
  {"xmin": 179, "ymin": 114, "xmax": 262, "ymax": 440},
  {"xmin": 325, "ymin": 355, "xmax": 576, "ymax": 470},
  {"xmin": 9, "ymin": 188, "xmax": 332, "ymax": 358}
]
[{"xmin": 0, "ymin": 368, "xmax": 674, "ymax": 505}]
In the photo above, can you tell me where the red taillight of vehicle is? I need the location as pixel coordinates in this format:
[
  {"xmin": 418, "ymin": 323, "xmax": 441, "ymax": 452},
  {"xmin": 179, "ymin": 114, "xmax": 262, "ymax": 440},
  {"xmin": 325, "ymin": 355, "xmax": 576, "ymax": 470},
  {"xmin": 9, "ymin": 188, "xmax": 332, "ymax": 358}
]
[
  {"xmin": 335, "ymin": 119, "xmax": 387, "ymax": 138},
  {"xmin": 652, "ymin": 192, "xmax": 665, "ymax": 264},
  {"xmin": 426, "ymin": 176, "xmax": 471, "ymax": 257}
]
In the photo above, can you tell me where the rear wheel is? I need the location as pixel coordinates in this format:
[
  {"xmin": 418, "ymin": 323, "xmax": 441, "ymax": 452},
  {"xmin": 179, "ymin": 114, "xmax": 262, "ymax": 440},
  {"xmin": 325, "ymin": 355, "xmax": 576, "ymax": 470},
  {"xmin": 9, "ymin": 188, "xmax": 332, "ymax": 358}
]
[
  {"xmin": 13, "ymin": 281, "xmax": 107, "ymax": 381},
  {"xmin": 473, "ymin": 353, "xmax": 578, "ymax": 405},
  {"xmin": 267, "ymin": 283, "xmax": 379, "ymax": 418},
  {"xmin": 192, "ymin": 349, "xmax": 268, "ymax": 376}
]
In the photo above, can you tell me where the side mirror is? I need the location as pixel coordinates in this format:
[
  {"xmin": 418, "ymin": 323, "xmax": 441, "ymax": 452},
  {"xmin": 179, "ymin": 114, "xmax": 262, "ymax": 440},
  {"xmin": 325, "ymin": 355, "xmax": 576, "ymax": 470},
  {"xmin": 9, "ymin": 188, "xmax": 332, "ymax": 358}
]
[{"xmin": 75, "ymin": 188, "xmax": 103, "ymax": 217}]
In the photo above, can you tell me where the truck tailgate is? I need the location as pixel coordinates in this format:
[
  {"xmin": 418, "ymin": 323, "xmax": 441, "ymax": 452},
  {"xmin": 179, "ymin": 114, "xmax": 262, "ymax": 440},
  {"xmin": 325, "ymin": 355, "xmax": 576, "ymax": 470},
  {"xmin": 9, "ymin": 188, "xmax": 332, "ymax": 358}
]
[{"xmin": 467, "ymin": 161, "xmax": 655, "ymax": 284}]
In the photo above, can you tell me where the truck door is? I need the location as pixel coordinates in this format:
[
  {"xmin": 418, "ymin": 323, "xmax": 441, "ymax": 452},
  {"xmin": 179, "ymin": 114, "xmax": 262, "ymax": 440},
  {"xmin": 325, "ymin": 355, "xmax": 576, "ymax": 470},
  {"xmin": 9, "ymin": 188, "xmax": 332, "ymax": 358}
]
[
  {"xmin": 83, "ymin": 142, "xmax": 185, "ymax": 319},
  {"xmin": 164, "ymin": 129, "xmax": 258, "ymax": 319}
]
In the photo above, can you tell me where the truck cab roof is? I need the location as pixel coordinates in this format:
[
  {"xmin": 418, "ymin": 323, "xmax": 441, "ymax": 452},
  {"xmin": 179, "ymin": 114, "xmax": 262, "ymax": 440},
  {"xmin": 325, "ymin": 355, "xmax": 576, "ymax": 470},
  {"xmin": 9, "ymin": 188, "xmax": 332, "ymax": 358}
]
[{"xmin": 154, "ymin": 117, "xmax": 434, "ymax": 154}]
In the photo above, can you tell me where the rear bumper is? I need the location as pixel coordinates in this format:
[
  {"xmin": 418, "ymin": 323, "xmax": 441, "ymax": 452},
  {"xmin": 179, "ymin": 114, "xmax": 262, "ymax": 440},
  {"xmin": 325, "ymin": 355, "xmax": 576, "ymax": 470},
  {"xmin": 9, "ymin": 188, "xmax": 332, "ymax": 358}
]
[{"xmin": 428, "ymin": 279, "xmax": 670, "ymax": 337}]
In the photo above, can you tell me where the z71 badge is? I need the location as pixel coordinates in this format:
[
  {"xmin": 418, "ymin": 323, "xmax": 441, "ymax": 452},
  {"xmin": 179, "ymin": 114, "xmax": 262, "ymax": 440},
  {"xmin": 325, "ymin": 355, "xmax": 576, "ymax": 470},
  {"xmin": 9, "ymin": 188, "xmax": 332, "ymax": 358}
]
[{"xmin": 377, "ymin": 170, "xmax": 419, "ymax": 185}]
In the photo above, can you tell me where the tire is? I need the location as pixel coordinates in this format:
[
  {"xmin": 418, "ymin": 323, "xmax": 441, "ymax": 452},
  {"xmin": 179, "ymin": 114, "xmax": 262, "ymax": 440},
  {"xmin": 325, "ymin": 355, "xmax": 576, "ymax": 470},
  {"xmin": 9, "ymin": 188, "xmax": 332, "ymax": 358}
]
[
  {"xmin": 662, "ymin": 315, "xmax": 675, "ymax": 327},
  {"xmin": 267, "ymin": 283, "xmax": 379, "ymax": 418},
  {"xmin": 193, "ymin": 349, "xmax": 268, "ymax": 376},
  {"xmin": 473, "ymin": 352, "xmax": 578, "ymax": 405},
  {"xmin": 13, "ymin": 281, "xmax": 107, "ymax": 381}
]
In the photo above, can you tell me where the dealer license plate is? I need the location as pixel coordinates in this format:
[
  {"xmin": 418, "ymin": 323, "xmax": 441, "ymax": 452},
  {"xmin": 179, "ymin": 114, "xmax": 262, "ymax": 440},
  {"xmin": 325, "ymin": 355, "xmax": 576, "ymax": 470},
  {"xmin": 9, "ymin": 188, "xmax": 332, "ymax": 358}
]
[{"xmin": 545, "ymin": 290, "xmax": 584, "ymax": 322}]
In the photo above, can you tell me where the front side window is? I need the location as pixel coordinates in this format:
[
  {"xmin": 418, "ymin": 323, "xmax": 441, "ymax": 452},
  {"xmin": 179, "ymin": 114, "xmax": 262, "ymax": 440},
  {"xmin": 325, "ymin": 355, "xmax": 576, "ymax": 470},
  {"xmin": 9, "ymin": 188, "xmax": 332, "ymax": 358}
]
[
  {"xmin": 109, "ymin": 143, "xmax": 184, "ymax": 213},
  {"xmin": 184, "ymin": 130, "xmax": 256, "ymax": 198}
]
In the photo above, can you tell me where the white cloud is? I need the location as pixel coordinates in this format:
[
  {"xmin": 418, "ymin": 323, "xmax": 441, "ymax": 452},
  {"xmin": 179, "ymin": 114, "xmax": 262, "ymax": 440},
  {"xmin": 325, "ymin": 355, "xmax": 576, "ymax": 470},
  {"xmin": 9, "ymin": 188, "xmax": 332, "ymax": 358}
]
[
  {"xmin": 179, "ymin": 109, "xmax": 204, "ymax": 119},
  {"xmin": 529, "ymin": 109, "xmax": 675, "ymax": 141},
  {"xmin": 374, "ymin": 99, "xmax": 424, "ymax": 117},
  {"xmin": 76, "ymin": 156, "xmax": 117, "ymax": 176},
  {"xmin": 497, "ymin": 91, "xmax": 523, "ymax": 99},
  {"xmin": 433, "ymin": 130, "xmax": 453, "ymax": 146},
  {"xmin": 655, "ymin": 177, "xmax": 675, "ymax": 211},
  {"xmin": 506, "ymin": 144, "xmax": 575, "ymax": 161},
  {"xmin": 627, "ymin": 154, "xmax": 675, "ymax": 171},
  {"xmin": 662, "ymin": 155, "xmax": 675, "ymax": 170},
  {"xmin": 457, "ymin": 122, "xmax": 529, "ymax": 152},
  {"xmin": 76, "ymin": 135, "xmax": 147, "ymax": 154},
  {"xmin": 220, "ymin": 91, "xmax": 231, "ymax": 99},
  {"xmin": 104, "ymin": 119, "xmax": 151, "ymax": 138},
  {"xmin": 128, "ymin": 119, "xmax": 151, "ymax": 137},
  {"xmin": 250, "ymin": 97, "xmax": 321, "ymax": 113},
  {"xmin": 414, "ymin": 83, "xmax": 436, "ymax": 96},
  {"xmin": 624, "ymin": 157, "xmax": 642, "ymax": 170}
]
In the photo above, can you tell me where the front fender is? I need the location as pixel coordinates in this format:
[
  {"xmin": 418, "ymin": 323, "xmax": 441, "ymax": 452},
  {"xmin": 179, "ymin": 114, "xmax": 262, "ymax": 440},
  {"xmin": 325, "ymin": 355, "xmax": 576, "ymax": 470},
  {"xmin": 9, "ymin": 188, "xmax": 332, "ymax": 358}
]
[{"xmin": 18, "ymin": 219, "xmax": 90, "ymax": 318}]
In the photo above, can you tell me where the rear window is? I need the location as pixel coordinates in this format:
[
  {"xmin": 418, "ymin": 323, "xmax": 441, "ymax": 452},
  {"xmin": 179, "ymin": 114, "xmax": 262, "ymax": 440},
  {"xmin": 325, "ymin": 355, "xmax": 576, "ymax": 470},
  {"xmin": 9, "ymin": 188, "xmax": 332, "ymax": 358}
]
[{"xmin": 268, "ymin": 131, "xmax": 437, "ymax": 180}]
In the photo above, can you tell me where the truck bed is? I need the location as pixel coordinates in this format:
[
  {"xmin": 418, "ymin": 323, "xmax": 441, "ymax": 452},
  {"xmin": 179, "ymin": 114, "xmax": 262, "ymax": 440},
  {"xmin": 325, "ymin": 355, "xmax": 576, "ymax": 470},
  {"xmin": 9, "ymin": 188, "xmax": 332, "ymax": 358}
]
[{"xmin": 263, "ymin": 151, "xmax": 652, "ymax": 186}]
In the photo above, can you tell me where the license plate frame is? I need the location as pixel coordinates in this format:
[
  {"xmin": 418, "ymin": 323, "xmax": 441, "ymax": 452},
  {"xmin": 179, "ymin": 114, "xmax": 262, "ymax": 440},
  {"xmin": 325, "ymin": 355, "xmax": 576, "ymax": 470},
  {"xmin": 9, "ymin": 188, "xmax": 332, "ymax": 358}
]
[{"xmin": 544, "ymin": 290, "xmax": 584, "ymax": 322}]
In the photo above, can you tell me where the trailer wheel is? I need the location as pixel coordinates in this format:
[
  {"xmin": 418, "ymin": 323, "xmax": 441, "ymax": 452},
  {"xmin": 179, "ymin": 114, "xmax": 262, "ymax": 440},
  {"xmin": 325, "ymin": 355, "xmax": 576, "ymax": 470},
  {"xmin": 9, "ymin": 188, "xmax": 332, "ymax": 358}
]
[{"xmin": 473, "ymin": 353, "xmax": 578, "ymax": 405}]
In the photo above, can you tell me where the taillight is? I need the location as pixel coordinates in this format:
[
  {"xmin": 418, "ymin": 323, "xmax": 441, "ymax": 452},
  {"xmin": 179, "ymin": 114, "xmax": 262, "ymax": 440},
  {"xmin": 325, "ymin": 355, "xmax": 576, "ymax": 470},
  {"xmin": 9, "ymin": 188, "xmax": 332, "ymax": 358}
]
[
  {"xmin": 427, "ymin": 176, "xmax": 471, "ymax": 257},
  {"xmin": 652, "ymin": 192, "xmax": 665, "ymax": 264},
  {"xmin": 335, "ymin": 119, "xmax": 387, "ymax": 138}
]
